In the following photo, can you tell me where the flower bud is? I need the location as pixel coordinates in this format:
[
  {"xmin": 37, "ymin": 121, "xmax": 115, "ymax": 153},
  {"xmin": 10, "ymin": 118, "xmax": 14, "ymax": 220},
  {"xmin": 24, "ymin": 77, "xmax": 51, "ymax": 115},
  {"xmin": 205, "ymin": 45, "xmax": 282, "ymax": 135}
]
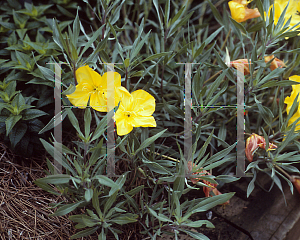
[
  {"xmin": 245, "ymin": 133, "xmax": 277, "ymax": 162},
  {"xmin": 264, "ymin": 55, "xmax": 286, "ymax": 71},
  {"xmin": 230, "ymin": 59, "xmax": 251, "ymax": 75}
]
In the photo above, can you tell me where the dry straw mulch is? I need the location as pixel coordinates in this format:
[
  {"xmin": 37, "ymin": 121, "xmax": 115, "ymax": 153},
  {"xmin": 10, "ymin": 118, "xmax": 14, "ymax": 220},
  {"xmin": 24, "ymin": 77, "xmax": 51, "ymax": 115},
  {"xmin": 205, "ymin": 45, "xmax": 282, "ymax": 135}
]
[{"xmin": 0, "ymin": 142, "xmax": 77, "ymax": 240}]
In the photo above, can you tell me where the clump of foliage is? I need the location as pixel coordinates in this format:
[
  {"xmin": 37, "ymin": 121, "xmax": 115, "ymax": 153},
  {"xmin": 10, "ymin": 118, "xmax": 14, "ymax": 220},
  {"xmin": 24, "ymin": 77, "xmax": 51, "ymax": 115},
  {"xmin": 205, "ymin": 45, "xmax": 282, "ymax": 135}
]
[
  {"xmin": 0, "ymin": 0, "xmax": 79, "ymax": 154},
  {"xmin": 1, "ymin": 0, "xmax": 300, "ymax": 239}
]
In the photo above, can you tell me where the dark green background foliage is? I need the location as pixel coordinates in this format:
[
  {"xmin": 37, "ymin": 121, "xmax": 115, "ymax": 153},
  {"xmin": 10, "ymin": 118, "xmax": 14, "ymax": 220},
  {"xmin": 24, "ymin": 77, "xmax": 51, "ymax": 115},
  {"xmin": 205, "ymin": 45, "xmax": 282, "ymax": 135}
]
[{"xmin": 0, "ymin": 0, "xmax": 81, "ymax": 154}]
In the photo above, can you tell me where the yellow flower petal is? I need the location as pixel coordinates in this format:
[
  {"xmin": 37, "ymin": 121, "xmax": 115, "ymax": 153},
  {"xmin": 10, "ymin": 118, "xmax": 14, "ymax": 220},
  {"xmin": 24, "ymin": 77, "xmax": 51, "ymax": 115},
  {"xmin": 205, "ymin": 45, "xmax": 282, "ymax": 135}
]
[
  {"xmin": 76, "ymin": 65, "xmax": 102, "ymax": 87},
  {"xmin": 131, "ymin": 90, "xmax": 156, "ymax": 116},
  {"xmin": 68, "ymin": 67, "xmax": 125, "ymax": 112},
  {"xmin": 116, "ymin": 118, "xmax": 134, "ymax": 136},
  {"xmin": 102, "ymin": 71, "xmax": 123, "ymax": 106},
  {"xmin": 268, "ymin": 0, "xmax": 300, "ymax": 36},
  {"xmin": 114, "ymin": 89, "xmax": 156, "ymax": 135},
  {"xmin": 131, "ymin": 116, "xmax": 157, "ymax": 127},
  {"xmin": 66, "ymin": 82, "xmax": 92, "ymax": 108},
  {"xmin": 228, "ymin": 2, "xmax": 246, "ymax": 23},
  {"xmin": 287, "ymin": 112, "xmax": 300, "ymax": 131},
  {"xmin": 228, "ymin": 0, "xmax": 260, "ymax": 23},
  {"xmin": 284, "ymin": 75, "xmax": 300, "ymax": 114}
]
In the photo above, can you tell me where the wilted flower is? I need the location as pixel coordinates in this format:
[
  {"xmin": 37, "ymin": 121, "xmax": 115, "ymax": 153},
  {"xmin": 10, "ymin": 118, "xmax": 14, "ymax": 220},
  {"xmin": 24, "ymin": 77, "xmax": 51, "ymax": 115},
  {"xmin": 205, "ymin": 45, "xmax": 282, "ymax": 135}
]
[
  {"xmin": 114, "ymin": 88, "xmax": 156, "ymax": 136},
  {"xmin": 264, "ymin": 55, "xmax": 286, "ymax": 71},
  {"xmin": 245, "ymin": 133, "xmax": 277, "ymax": 162},
  {"xmin": 187, "ymin": 161, "xmax": 229, "ymax": 205},
  {"xmin": 66, "ymin": 66, "xmax": 125, "ymax": 112},
  {"xmin": 230, "ymin": 59, "xmax": 251, "ymax": 75},
  {"xmin": 291, "ymin": 176, "xmax": 300, "ymax": 195},
  {"xmin": 228, "ymin": 0, "xmax": 261, "ymax": 23}
]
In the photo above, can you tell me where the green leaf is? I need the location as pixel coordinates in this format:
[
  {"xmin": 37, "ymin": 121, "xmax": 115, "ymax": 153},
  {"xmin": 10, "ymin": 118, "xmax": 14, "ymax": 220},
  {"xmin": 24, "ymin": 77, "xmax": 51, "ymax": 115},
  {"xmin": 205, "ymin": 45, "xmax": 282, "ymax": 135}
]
[
  {"xmin": 51, "ymin": 200, "xmax": 85, "ymax": 216},
  {"xmin": 180, "ymin": 229, "xmax": 210, "ymax": 240},
  {"xmin": 215, "ymin": 175, "xmax": 240, "ymax": 183},
  {"xmin": 104, "ymin": 191, "xmax": 118, "ymax": 215},
  {"xmin": 90, "ymin": 110, "xmax": 112, "ymax": 142},
  {"xmin": 110, "ymin": 213, "xmax": 138, "ymax": 225},
  {"xmin": 78, "ymin": 26, "xmax": 104, "ymax": 61},
  {"xmin": 85, "ymin": 188, "xmax": 93, "ymax": 202},
  {"xmin": 206, "ymin": 0, "xmax": 224, "ymax": 26},
  {"xmin": 39, "ymin": 138, "xmax": 76, "ymax": 175},
  {"xmin": 142, "ymin": 159, "xmax": 172, "ymax": 175},
  {"xmin": 259, "ymin": 80, "xmax": 299, "ymax": 89},
  {"xmin": 94, "ymin": 175, "xmax": 119, "ymax": 189},
  {"xmin": 147, "ymin": 206, "xmax": 173, "ymax": 222},
  {"xmin": 39, "ymin": 109, "xmax": 67, "ymax": 134},
  {"xmin": 84, "ymin": 108, "xmax": 91, "ymax": 138},
  {"xmin": 35, "ymin": 174, "xmax": 71, "ymax": 184},
  {"xmin": 34, "ymin": 181, "xmax": 60, "ymax": 196},
  {"xmin": 204, "ymin": 143, "xmax": 236, "ymax": 166},
  {"xmin": 257, "ymin": 68, "xmax": 285, "ymax": 88},
  {"xmin": 141, "ymin": 52, "xmax": 171, "ymax": 63},
  {"xmin": 191, "ymin": 193, "xmax": 235, "ymax": 213},
  {"xmin": 5, "ymin": 115, "xmax": 22, "ymax": 136},
  {"xmin": 70, "ymin": 227, "xmax": 99, "ymax": 239},
  {"xmin": 66, "ymin": 108, "xmax": 84, "ymax": 138},
  {"xmin": 247, "ymin": 171, "xmax": 257, "ymax": 197},
  {"xmin": 135, "ymin": 129, "xmax": 167, "ymax": 154},
  {"xmin": 254, "ymin": 97, "xmax": 274, "ymax": 127},
  {"xmin": 183, "ymin": 220, "xmax": 214, "ymax": 228},
  {"xmin": 22, "ymin": 109, "xmax": 47, "ymax": 120},
  {"xmin": 130, "ymin": 31, "xmax": 151, "ymax": 61},
  {"xmin": 229, "ymin": 16, "xmax": 246, "ymax": 33},
  {"xmin": 9, "ymin": 122, "xmax": 27, "ymax": 148}
]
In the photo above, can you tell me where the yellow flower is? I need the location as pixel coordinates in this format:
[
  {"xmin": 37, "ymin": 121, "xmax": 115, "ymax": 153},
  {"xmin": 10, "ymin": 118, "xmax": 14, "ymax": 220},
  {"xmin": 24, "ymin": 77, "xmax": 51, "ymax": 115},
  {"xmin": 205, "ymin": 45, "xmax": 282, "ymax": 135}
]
[
  {"xmin": 284, "ymin": 75, "xmax": 300, "ymax": 131},
  {"xmin": 228, "ymin": 0, "xmax": 261, "ymax": 23},
  {"xmin": 284, "ymin": 75, "xmax": 300, "ymax": 115},
  {"xmin": 114, "ymin": 88, "xmax": 156, "ymax": 136},
  {"xmin": 66, "ymin": 66, "xmax": 125, "ymax": 112},
  {"xmin": 269, "ymin": 0, "xmax": 300, "ymax": 30},
  {"xmin": 287, "ymin": 111, "xmax": 300, "ymax": 131}
]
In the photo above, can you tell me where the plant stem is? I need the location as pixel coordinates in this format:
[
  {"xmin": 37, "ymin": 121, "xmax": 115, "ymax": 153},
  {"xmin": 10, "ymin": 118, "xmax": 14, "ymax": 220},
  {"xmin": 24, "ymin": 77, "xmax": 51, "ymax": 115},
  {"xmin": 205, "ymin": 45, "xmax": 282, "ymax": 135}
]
[
  {"xmin": 275, "ymin": 164, "xmax": 291, "ymax": 180},
  {"xmin": 146, "ymin": 149, "xmax": 179, "ymax": 162},
  {"xmin": 204, "ymin": 70, "xmax": 222, "ymax": 85}
]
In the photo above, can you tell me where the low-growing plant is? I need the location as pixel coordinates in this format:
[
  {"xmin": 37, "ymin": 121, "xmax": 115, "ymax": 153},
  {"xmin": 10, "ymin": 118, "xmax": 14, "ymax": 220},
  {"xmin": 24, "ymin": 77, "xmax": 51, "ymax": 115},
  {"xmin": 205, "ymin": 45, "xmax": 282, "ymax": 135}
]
[{"xmin": 1, "ymin": 0, "xmax": 300, "ymax": 239}]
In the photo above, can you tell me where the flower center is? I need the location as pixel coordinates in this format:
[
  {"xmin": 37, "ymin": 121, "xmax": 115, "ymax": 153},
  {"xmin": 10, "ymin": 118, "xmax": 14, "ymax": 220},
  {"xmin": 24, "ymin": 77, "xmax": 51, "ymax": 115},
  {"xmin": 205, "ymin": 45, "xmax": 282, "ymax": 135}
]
[{"xmin": 124, "ymin": 111, "xmax": 135, "ymax": 119}]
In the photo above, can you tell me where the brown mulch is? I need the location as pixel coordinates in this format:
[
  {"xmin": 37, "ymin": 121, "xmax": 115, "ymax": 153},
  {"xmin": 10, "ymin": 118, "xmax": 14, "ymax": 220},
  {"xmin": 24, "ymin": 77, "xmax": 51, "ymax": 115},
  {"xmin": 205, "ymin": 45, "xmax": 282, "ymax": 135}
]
[{"xmin": 0, "ymin": 142, "xmax": 77, "ymax": 240}]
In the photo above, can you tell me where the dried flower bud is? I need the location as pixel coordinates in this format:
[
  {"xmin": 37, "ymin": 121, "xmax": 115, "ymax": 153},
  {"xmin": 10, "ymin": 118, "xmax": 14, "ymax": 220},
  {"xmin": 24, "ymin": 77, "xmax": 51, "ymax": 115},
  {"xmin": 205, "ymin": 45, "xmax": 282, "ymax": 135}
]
[
  {"xmin": 291, "ymin": 176, "xmax": 300, "ymax": 195},
  {"xmin": 264, "ymin": 55, "xmax": 286, "ymax": 71},
  {"xmin": 187, "ymin": 161, "xmax": 229, "ymax": 205},
  {"xmin": 245, "ymin": 133, "xmax": 277, "ymax": 162},
  {"xmin": 230, "ymin": 59, "xmax": 251, "ymax": 75}
]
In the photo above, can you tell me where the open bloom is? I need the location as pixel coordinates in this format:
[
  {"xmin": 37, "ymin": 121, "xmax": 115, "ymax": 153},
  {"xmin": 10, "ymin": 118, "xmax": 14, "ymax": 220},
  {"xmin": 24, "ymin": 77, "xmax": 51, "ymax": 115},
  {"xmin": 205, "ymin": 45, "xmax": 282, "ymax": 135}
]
[
  {"xmin": 268, "ymin": 0, "xmax": 300, "ymax": 31},
  {"xmin": 245, "ymin": 133, "xmax": 277, "ymax": 162},
  {"xmin": 187, "ymin": 161, "xmax": 229, "ymax": 205},
  {"xmin": 66, "ymin": 66, "xmax": 125, "ymax": 112},
  {"xmin": 114, "ymin": 88, "xmax": 156, "ymax": 136},
  {"xmin": 264, "ymin": 55, "xmax": 286, "ymax": 71},
  {"xmin": 228, "ymin": 0, "xmax": 261, "ymax": 23}
]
